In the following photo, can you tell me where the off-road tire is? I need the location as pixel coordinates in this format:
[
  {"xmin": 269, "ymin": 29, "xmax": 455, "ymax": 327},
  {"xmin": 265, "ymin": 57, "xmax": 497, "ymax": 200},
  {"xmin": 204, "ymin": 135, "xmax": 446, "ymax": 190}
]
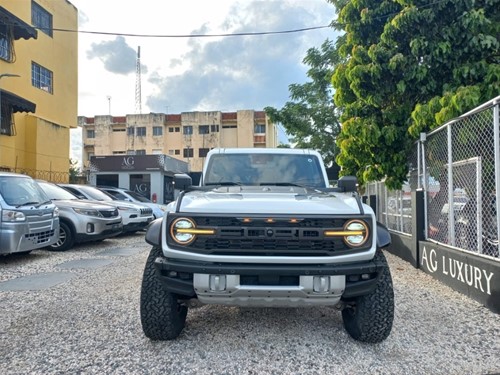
[
  {"xmin": 48, "ymin": 221, "xmax": 74, "ymax": 252},
  {"xmin": 140, "ymin": 246, "xmax": 188, "ymax": 340},
  {"xmin": 342, "ymin": 249, "xmax": 394, "ymax": 343}
]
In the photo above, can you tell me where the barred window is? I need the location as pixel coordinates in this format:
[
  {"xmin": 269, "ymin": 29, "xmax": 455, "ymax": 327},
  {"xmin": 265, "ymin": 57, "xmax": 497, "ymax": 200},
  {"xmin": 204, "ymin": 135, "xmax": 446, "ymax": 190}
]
[
  {"xmin": 211, "ymin": 124, "xmax": 219, "ymax": 133},
  {"xmin": 183, "ymin": 126, "xmax": 193, "ymax": 135},
  {"xmin": 87, "ymin": 130, "xmax": 95, "ymax": 138},
  {"xmin": 254, "ymin": 124, "xmax": 266, "ymax": 134},
  {"xmin": 136, "ymin": 127, "xmax": 146, "ymax": 136},
  {"xmin": 199, "ymin": 148, "xmax": 210, "ymax": 158},
  {"xmin": 31, "ymin": 62, "xmax": 53, "ymax": 94},
  {"xmin": 183, "ymin": 148, "xmax": 193, "ymax": 158},
  {"xmin": 136, "ymin": 149, "xmax": 146, "ymax": 155},
  {"xmin": 199, "ymin": 125, "xmax": 209, "ymax": 134},
  {"xmin": 0, "ymin": 29, "xmax": 13, "ymax": 62},
  {"xmin": 127, "ymin": 127, "xmax": 134, "ymax": 136},
  {"xmin": 153, "ymin": 126, "xmax": 163, "ymax": 136},
  {"xmin": 32, "ymin": 1, "xmax": 53, "ymax": 37}
]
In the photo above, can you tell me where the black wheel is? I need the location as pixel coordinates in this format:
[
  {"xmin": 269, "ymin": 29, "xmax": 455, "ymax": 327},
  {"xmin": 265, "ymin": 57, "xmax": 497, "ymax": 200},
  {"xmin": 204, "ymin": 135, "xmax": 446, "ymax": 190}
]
[
  {"xmin": 140, "ymin": 246, "xmax": 187, "ymax": 340},
  {"xmin": 342, "ymin": 250, "xmax": 394, "ymax": 343},
  {"xmin": 48, "ymin": 221, "xmax": 74, "ymax": 252}
]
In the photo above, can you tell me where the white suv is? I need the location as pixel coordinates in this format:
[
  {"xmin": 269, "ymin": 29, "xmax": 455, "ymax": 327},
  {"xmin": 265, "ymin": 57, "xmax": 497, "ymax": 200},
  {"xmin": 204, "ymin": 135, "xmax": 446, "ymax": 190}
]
[{"xmin": 59, "ymin": 184, "xmax": 154, "ymax": 233}]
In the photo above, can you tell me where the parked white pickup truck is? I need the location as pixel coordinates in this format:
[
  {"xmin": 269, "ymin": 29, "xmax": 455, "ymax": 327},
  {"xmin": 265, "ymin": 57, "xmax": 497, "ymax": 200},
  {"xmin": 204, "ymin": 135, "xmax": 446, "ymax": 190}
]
[{"xmin": 140, "ymin": 148, "xmax": 394, "ymax": 343}]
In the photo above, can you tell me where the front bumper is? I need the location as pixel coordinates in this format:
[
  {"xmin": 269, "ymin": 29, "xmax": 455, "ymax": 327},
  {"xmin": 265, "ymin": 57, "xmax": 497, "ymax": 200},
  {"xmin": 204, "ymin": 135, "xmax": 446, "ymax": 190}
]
[{"xmin": 154, "ymin": 256, "xmax": 385, "ymax": 306}]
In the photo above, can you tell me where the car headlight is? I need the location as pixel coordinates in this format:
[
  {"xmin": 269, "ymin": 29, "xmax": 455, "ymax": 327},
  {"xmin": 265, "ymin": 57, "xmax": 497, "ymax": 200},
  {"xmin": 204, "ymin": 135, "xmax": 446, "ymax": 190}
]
[
  {"xmin": 53, "ymin": 207, "xmax": 60, "ymax": 217},
  {"xmin": 170, "ymin": 217, "xmax": 215, "ymax": 245},
  {"xmin": 117, "ymin": 206, "xmax": 136, "ymax": 212},
  {"xmin": 73, "ymin": 207, "xmax": 103, "ymax": 217},
  {"xmin": 2, "ymin": 209, "xmax": 26, "ymax": 222},
  {"xmin": 323, "ymin": 219, "xmax": 369, "ymax": 247}
]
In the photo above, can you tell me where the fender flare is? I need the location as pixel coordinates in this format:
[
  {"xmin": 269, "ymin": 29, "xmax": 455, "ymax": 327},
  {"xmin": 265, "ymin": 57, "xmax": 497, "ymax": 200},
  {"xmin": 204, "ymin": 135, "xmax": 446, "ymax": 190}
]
[
  {"xmin": 376, "ymin": 222, "xmax": 391, "ymax": 248},
  {"xmin": 145, "ymin": 218, "xmax": 162, "ymax": 247}
]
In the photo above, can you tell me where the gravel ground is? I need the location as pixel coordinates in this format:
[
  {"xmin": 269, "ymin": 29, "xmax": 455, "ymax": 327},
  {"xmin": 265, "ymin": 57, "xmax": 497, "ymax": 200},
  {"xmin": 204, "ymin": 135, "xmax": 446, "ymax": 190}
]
[{"xmin": 0, "ymin": 233, "xmax": 499, "ymax": 375}]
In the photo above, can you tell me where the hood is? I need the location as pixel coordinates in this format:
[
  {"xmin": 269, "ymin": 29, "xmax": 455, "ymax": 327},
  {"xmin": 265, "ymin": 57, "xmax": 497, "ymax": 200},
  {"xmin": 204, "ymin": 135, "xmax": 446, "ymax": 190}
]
[
  {"xmin": 176, "ymin": 186, "xmax": 367, "ymax": 215},
  {"xmin": 51, "ymin": 199, "xmax": 117, "ymax": 210}
]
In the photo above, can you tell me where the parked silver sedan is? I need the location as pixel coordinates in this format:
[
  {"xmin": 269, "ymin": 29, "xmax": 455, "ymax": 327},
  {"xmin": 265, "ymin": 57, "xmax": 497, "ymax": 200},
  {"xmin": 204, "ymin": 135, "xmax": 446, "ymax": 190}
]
[{"xmin": 37, "ymin": 181, "xmax": 123, "ymax": 251}]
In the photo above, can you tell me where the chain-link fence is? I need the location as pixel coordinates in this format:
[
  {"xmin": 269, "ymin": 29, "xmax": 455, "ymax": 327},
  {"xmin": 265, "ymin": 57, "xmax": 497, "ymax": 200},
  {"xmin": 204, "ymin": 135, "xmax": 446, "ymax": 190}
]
[
  {"xmin": 366, "ymin": 96, "xmax": 500, "ymax": 260},
  {"xmin": 8, "ymin": 168, "xmax": 71, "ymax": 183}
]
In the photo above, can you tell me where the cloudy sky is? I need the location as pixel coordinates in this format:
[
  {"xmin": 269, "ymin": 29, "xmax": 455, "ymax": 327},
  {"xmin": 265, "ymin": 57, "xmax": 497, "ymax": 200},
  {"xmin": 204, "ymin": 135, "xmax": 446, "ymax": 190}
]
[{"xmin": 68, "ymin": 0, "xmax": 337, "ymax": 162}]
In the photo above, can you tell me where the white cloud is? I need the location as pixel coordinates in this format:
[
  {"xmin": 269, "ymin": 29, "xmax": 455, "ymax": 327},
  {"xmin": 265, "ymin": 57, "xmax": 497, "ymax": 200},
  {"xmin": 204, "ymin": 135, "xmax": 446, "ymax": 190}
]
[{"xmin": 69, "ymin": 0, "xmax": 336, "ymax": 164}]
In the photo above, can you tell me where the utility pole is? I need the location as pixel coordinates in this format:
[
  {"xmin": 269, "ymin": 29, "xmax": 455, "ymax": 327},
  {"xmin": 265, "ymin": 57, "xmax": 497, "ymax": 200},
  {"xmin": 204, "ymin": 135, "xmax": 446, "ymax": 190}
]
[
  {"xmin": 107, "ymin": 95, "xmax": 111, "ymax": 116},
  {"xmin": 135, "ymin": 46, "xmax": 142, "ymax": 114}
]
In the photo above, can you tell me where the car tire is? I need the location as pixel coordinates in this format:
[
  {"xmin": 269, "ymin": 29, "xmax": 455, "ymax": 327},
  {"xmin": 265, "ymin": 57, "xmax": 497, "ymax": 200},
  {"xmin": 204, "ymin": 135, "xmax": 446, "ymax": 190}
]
[
  {"xmin": 342, "ymin": 249, "xmax": 394, "ymax": 343},
  {"xmin": 48, "ymin": 221, "xmax": 74, "ymax": 252},
  {"xmin": 140, "ymin": 246, "xmax": 188, "ymax": 340}
]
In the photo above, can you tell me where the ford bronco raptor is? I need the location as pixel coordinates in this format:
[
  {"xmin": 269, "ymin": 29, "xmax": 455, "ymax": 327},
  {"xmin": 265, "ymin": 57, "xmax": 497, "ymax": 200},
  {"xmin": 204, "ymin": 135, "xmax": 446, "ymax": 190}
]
[{"xmin": 140, "ymin": 148, "xmax": 394, "ymax": 343}]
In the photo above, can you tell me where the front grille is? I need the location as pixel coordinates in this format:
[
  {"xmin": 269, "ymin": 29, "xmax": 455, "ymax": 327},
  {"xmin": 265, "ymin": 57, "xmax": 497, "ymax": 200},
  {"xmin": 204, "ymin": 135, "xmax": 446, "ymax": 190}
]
[
  {"xmin": 167, "ymin": 214, "xmax": 372, "ymax": 257},
  {"xmin": 100, "ymin": 209, "xmax": 119, "ymax": 218},
  {"xmin": 140, "ymin": 208, "xmax": 153, "ymax": 216},
  {"xmin": 25, "ymin": 229, "xmax": 55, "ymax": 244}
]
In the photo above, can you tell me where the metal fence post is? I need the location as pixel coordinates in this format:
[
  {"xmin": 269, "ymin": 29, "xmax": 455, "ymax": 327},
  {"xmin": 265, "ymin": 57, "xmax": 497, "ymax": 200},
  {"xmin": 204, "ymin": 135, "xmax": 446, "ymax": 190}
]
[{"xmin": 494, "ymin": 102, "xmax": 500, "ymax": 256}]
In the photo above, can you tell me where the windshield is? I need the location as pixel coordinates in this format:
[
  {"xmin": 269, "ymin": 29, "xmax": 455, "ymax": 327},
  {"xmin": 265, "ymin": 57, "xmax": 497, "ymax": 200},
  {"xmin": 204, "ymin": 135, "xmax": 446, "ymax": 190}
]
[
  {"xmin": 126, "ymin": 190, "xmax": 151, "ymax": 202},
  {"xmin": 38, "ymin": 181, "xmax": 78, "ymax": 200},
  {"xmin": 0, "ymin": 176, "xmax": 50, "ymax": 207},
  {"xmin": 78, "ymin": 186, "xmax": 114, "ymax": 201},
  {"xmin": 204, "ymin": 153, "xmax": 326, "ymax": 188}
]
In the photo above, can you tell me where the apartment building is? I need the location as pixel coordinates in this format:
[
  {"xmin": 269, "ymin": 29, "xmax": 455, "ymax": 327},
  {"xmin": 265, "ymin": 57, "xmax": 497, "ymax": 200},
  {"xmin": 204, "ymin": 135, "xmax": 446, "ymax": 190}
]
[
  {"xmin": 0, "ymin": 1, "xmax": 78, "ymax": 179},
  {"xmin": 79, "ymin": 110, "xmax": 277, "ymax": 172}
]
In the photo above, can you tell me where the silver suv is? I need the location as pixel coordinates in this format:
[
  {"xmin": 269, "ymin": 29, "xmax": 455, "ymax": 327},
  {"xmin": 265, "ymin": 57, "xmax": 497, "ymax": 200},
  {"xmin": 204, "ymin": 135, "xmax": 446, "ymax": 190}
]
[
  {"xmin": 59, "ymin": 184, "xmax": 154, "ymax": 233},
  {"xmin": 37, "ymin": 181, "xmax": 122, "ymax": 251}
]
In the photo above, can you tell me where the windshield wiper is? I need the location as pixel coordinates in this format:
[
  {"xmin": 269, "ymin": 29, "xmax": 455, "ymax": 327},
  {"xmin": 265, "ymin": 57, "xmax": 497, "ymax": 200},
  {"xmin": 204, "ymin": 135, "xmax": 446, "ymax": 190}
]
[
  {"xmin": 259, "ymin": 182, "xmax": 307, "ymax": 188},
  {"xmin": 205, "ymin": 182, "xmax": 242, "ymax": 186},
  {"xmin": 15, "ymin": 201, "xmax": 41, "ymax": 208},
  {"xmin": 36, "ymin": 200, "xmax": 52, "ymax": 207}
]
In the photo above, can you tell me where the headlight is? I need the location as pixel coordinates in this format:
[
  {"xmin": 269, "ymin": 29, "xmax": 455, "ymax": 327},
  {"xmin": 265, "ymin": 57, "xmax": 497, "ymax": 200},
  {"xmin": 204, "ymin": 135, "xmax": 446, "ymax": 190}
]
[
  {"xmin": 343, "ymin": 220, "xmax": 369, "ymax": 247},
  {"xmin": 117, "ymin": 206, "xmax": 136, "ymax": 212},
  {"xmin": 2, "ymin": 210, "xmax": 26, "ymax": 222},
  {"xmin": 323, "ymin": 219, "xmax": 369, "ymax": 247},
  {"xmin": 53, "ymin": 207, "xmax": 60, "ymax": 217},
  {"xmin": 73, "ymin": 207, "xmax": 102, "ymax": 217},
  {"xmin": 170, "ymin": 217, "xmax": 215, "ymax": 245}
]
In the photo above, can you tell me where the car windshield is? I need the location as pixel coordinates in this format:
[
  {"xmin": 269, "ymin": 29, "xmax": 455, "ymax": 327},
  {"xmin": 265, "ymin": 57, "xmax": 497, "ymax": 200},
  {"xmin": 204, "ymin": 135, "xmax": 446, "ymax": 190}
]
[
  {"xmin": 0, "ymin": 176, "xmax": 50, "ymax": 207},
  {"xmin": 38, "ymin": 181, "xmax": 79, "ymax": 200},
  {"xmin": 77, "ymin": 186, "xmax": 113, "ymax": 201},
  {"xmin": 204, "ymin": 153, "xmax": 326, "ymax": 188},
  {"xmin": 125, "ymin": 190, "xmax": 151, "ymax": 202}
]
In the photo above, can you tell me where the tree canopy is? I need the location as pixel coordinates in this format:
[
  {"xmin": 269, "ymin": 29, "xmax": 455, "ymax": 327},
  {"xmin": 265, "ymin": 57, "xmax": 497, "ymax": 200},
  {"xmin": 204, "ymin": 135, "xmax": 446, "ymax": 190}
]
[
  {"xmin": 265, "ymin": 39, "xmax": 344, "ymax": 167},
  {"xmin": 331, "ymin": 0, "xmax": 499, "ymax": 189}
]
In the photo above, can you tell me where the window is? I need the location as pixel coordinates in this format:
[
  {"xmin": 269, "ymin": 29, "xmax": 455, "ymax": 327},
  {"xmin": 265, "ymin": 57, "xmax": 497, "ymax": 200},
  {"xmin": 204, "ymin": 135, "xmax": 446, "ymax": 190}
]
[
  {"xmin": 211, "ymin": 124, "xmax": 219, "ymax": 133},
  {"xmin": 168, "ymin": 150, "xmax": 174, "ymax": 155},
  {"xmin": 254, "ymin": 124, "xmax": 266, "ymax": 134},
  {"xmin": 112, "ymin": 128, "xmax": 125, "ymax": 132},
  {"xmin": 136, "ymin": 127, "xmax": 146, "ymax": 136},
  {"xmin": 87, "ymin": 129, "xmax": 95, "ymax": 138},
  {"xmin": 136, "ymin": 149, "xmax": 146, "ymax": 155},
  {"xmin": 174, "ymin": 149, "xmax": 180, "ymax": 155},
  {"xmin": 152, "ymin": 149, "xmax": 162, "ymax": 154},
  {"xmin": 222, "ymin": 125, "xmax": 237, "ymax": 129},
  {"xmin": 0, "ymin": 106, "xmax": 14, "ymax": 135},
  {"xmin": 183, "ymin": 148, "xmax": 193, "ymax": 158},
  {"xmin": 183, "ymin": 126, "xmax": 193, "ymax": 135},
  {"xmin": 168, "ymin": 127, "xmax": 174, "ymax": 133},
  {"xmin": 31, "ymin": 62, "xmax": 53, "ymax": 93},
  {"xmin": 199, "ymin": 148, "xmax": 210, "ymax": 158},
  {"xmin": 153, "ymin": 126, "xmax": 163, "ymax": 136},
  {"xmin": 0, "ymin": 29, "xmax": 13, "ymax": 62},
  {"xmin": 32, "ymin": 1, "xmax": 53, "ymax": 37},
  {"xmin": 175, "ymin": 127, "xmax": 180, "ymax": 132},
  {"xmin": 199, "ymin": 125, "xmax": 209, "ymax": 134},
  {"xmin": 87, "ymin": 152, "xmax": 94, "ymax": 161},
  {"xmin": 127, "ymin": 127, "xmax": 134, "ymax": 136},
  {"xmin": 113, "ymin": 151, "xmax": 126, "ymax": 155}
]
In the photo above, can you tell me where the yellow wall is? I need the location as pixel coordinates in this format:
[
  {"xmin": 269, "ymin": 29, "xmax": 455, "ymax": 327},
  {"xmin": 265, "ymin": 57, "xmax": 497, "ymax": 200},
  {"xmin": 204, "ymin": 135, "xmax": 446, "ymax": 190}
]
[{"xmin": 0, "ymin": 0, "xmax": 77, "ymax": 179}]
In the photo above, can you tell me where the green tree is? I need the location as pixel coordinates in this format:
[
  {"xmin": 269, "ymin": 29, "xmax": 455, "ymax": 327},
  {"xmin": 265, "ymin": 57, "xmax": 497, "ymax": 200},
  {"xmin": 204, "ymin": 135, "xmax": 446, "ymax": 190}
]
[
  {"xmin": 331, "ymin": 0, "xmax": 499, "ymax": 188},
  {"xmin": 265, "ymin": 39, "xmax": 344, "ymax": 167},
  {"xmin": 69, "ymin": 158, "xmax": 80, "ymax": 183}
]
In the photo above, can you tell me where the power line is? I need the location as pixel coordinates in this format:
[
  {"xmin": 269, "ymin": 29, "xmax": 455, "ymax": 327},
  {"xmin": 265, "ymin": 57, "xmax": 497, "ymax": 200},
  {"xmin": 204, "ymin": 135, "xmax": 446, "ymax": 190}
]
[{"xmin": 47, "ymin": 25, "xmax": 331, "ymax": 38}]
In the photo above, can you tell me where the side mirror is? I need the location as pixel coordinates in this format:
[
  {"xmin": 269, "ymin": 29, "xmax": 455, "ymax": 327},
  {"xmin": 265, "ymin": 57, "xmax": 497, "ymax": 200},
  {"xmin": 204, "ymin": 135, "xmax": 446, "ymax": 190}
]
[
  {"xmin": 337, "ymin": 176, "xmax": 357, "ymax": 192},
  {"xmin": 174, "ymin": 173, "xmax": 192, "ymax": 191}
]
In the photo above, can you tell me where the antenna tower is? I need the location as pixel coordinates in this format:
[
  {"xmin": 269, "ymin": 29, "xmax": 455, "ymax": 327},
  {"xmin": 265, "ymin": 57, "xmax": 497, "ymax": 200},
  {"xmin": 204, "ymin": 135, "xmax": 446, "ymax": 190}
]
[{"xmin": 135, "ymin": 46, "xmax": 142, "ymax": 114}]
